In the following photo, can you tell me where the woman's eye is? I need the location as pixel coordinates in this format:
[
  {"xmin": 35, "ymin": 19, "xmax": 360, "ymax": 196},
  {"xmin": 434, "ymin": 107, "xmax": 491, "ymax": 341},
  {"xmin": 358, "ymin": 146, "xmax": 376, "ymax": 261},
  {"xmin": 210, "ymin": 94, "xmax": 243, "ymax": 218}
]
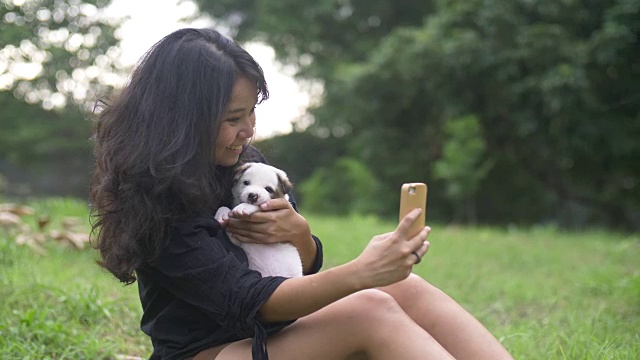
[
  {"xmin": 265, "ymin": 186, "xmax": 274, "ymax": 194},
  {"xmin": 227, "ymin": 117, "xmax": 240, "ymax": 123},
  {"xmin": 243, "ymin": 180, "xmax": 250, "ymax": 185}
]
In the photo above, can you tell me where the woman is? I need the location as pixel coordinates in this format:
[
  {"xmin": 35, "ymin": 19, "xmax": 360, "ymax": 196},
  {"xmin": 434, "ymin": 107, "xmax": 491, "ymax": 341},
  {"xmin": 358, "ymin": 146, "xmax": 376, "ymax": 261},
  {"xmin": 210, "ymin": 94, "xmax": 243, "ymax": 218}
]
[{"xmin": 91, "ymin": 28, "xmax": 513, "ymax": 360}]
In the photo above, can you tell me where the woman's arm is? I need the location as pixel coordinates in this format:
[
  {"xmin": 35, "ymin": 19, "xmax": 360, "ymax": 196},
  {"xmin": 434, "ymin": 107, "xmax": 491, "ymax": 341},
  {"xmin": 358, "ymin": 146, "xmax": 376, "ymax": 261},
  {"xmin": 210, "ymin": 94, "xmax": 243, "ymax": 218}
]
[
  {"xmin": 259, "ymin": 261, "xmax": 362, "ymax": 321},
  {"xmin": 259, "ymin": 208, "xmax": 430, "ymax": 322}
]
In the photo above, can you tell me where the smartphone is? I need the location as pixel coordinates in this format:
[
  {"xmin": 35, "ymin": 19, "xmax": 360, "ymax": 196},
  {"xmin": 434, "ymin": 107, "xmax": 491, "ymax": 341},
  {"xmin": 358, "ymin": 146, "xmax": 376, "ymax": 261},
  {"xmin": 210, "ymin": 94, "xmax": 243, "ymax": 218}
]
[{"xmin": 399, "ymin": 183, "xmax": 428, "ymax": 237}]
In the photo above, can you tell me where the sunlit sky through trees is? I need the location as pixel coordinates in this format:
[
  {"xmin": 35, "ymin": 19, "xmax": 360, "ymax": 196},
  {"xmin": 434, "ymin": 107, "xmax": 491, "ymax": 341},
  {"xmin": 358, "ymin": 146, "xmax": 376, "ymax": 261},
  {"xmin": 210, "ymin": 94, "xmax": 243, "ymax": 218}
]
[
  {"xmin": 0, "ymin": 0, "xmax": 310, "ymax": 138},
  {"xmin": 107, "ymin": 0, "xmax": 312, "ymax": 139}
]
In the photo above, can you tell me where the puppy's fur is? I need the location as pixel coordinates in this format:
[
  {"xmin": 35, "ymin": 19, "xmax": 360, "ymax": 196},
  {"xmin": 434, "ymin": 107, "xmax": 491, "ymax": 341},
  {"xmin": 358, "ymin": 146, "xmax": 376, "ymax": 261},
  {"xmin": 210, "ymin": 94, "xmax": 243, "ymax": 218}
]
[{"xmin": 215, "ymin": 162, "xmax": 303, "ymax": 278}]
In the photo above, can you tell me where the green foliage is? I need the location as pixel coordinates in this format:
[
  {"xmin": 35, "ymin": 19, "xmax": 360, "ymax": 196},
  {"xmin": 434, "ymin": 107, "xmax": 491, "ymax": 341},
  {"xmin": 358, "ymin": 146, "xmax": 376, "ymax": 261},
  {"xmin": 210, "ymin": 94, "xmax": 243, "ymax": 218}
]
[
  {"xmin": 434, "ymin": 115, "xmax": 492, "ymax": 201},
  {"xmin": 434, "ymin": 115, "xmax": 493, "ymax": 223},
  {"xmin": 0, "ymin": 92, "xmax": 91, "ymax": 165},
  {"xmin": 198, "ymin": 0, "xmax": 640, "ymax": 230},
  {"xmin": 193, "ymin": 0, "xmax": 435, "ymax": 79},
  {"xmin": 0, "ymin": 0, "xmax": 120, "ymax": 108},
  {"xmin": 0, "ymin": 0, "xmax": 121, "ymax": 196},
  {"xmin": 299, "ymin": 157, "xmax": 382, "ymax": 215},
  {"xmin": 255, "ymin": 130, "xmax": 347, "ymax": 191}
]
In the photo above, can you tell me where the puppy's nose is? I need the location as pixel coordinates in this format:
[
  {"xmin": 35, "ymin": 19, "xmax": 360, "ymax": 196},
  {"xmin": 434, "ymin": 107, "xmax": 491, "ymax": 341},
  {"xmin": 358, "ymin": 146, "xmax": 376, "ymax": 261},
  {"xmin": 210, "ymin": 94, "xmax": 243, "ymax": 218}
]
[{"xmin": 247, "ymin": 193, "xmax": 258, "ymax": 204}]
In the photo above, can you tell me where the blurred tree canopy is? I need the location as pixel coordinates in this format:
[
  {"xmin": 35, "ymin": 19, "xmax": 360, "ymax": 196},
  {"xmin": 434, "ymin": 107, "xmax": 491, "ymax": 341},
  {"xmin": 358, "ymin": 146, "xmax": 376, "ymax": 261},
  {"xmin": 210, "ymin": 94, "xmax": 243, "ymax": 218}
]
[
  {"xmin": 434, "ymin": 115, "xmax": 492, "ymax": 224},
  {"xmin": 200, "ymin": 0, "xmax": 640, "ymax": 230},
  {"xmin": 0, "ymin": 0, "xmax": 121, "ymax": 196}
]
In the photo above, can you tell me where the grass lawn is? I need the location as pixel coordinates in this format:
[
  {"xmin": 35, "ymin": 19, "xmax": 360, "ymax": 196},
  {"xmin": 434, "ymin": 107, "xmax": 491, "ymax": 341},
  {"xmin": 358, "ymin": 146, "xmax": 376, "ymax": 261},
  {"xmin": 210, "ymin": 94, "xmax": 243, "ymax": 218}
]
[{"xmin": 1, "ymin": 198, "xmax": 638, "ymax": 359}]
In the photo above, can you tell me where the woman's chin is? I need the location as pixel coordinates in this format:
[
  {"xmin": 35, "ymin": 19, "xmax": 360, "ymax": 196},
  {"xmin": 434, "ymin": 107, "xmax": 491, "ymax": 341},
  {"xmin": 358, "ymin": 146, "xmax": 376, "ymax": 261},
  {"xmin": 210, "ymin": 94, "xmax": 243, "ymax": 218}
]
[{"xmin": 214, "ymin": 155, "xmax": 240, "ymax": 167}]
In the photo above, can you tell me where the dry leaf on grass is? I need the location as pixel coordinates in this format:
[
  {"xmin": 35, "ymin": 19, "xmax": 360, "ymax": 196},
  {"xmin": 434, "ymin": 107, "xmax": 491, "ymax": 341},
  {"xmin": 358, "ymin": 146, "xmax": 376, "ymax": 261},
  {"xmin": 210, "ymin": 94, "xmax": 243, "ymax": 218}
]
[
  {"xmin": 1, "ymin": 203, "xmax": 91, "ymax": 253},
  {"xmin": 0, "ymin": 203, "xmax": 34, "ymax": 216}
]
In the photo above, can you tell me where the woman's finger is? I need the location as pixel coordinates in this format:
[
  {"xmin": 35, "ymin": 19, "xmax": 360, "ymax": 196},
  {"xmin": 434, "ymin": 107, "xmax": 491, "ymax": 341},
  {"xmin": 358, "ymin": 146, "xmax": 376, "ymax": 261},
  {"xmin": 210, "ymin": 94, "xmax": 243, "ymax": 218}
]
[
  {"xmin": 408, "ymin": 240, "xmax": 429, "ymax": 265},
  {"xmin": 415, "ymin": 239, "xmax": 430, "ymax": 259},
  {"xmin": 395, "ymin": 208, "xmax": 423, "ymax": 236},
  {"xmin": 227, "ymin": 231, "xmax": 255, "ymax": 243},
  {"xmin": 409, "ymin": 227, "xmax": 431, "ymax": 265},
  {"xmin": 259, "ymin": 198, "xmax": 292, "ymax": 211},
  {"xmin": 237, "ymin": 202, "xmax": 292, "ymax": 223},
  {"xmin": 418, "ymin": 240, "xmax": 430, "ymax": 257},
  {"xmin": 407, "ymin": 226, "xmax": 431, "ymax": 249},
  {"xmin": 227, "ymin": 218, "xmax": 267, "ymax": 234},
  {"xmin": 227, "ymin": 224, "xmax": 271, "ymax": 242}
]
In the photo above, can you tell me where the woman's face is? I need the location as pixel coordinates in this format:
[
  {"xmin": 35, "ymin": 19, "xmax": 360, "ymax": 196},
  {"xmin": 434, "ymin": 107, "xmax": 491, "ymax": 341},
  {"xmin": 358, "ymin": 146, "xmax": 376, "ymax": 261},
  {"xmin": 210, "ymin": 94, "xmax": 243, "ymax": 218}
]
[{"xmin": 214, "ymin": 76, "xmax": 257, "ymax": 166}]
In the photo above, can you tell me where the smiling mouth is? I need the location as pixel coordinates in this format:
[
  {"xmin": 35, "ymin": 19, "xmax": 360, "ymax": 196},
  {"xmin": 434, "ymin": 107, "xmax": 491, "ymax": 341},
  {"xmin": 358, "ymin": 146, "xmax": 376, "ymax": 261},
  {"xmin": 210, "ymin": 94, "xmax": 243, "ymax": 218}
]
[{"xmin": 227, "ymin": 145, "xmax": 243, "ymax": 150}]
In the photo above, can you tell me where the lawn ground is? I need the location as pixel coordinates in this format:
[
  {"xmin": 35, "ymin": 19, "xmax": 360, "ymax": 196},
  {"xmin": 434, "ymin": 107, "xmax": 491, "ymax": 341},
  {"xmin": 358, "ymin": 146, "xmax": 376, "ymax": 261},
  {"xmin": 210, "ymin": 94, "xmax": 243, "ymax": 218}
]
[{"xmin": 0, "ymin": 198, "xmax": 638, "ymax": 359}]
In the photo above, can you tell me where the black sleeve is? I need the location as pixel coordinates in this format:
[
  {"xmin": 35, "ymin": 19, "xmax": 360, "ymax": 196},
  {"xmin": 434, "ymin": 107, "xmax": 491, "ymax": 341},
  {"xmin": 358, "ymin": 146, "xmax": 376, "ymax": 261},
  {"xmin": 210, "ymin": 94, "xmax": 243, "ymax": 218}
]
[
  {"xmin": 307, "ymin": 235, "xmax": 324, "ymax": 275},
  {"xmin": 150, "ymin": 217, "xmax": 289, "ymax": 337}
]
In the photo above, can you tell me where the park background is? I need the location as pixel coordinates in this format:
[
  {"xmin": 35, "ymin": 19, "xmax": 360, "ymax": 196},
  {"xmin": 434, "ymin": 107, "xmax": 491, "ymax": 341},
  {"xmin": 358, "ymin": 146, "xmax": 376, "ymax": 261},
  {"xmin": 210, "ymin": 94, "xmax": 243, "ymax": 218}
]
[{"xmin": 1, "ymin": 0, "xmax": 639, "ymax": 358}]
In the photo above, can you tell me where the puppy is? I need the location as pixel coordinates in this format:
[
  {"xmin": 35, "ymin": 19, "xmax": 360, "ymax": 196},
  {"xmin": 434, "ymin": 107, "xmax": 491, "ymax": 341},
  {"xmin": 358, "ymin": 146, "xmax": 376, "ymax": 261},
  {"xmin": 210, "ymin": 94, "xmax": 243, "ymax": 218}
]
[{"xmin": 215, "ymin": 162, "xmax": 303, "ymax": 278}]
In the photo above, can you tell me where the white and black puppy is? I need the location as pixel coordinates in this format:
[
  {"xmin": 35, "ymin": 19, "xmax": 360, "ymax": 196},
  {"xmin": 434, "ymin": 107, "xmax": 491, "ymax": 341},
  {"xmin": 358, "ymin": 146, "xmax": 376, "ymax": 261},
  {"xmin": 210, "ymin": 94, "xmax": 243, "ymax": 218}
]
[{"xmin": 215, "ymin": 162, "xmax": 303, "ymax": 278}]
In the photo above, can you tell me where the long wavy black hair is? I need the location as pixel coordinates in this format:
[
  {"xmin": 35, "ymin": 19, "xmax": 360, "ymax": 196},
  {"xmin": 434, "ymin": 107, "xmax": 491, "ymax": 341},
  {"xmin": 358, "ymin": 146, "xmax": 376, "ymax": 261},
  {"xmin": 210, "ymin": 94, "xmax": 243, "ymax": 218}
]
[{"xmin": 90, "ymin": 28, "xmax": 269, "ymax": 284}]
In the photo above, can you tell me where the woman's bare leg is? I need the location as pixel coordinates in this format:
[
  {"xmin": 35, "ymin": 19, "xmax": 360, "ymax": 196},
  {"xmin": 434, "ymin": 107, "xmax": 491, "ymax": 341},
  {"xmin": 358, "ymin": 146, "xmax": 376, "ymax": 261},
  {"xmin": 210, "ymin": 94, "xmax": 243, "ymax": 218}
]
[
  {"xmin": 378, "ymin": 274, "xmax": 513, "ymax": 360},
  {"xmin": 215, "ymin": 289, "xmax": 454, "ymax": 360}
]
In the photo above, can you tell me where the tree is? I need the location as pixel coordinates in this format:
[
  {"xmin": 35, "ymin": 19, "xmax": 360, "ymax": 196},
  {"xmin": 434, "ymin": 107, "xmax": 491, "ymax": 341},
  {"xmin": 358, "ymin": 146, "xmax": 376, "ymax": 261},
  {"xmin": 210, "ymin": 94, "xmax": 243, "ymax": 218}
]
[
  {"xmin": 196, "ymin": 0, "xmax": 640, "ymax": 230},
  {"xmin": 299, "ymin": 157, "xmax": 382, "ymax": 215},
  {"xmin": 0, "ymin": 0, "xmax": 122, "ymax": 196},
  {"xmin": 255, "ymin": 130, "xmax": 347, "ymax": 193},
  {"xmin": 434, "ymin": 115, "xmax": 492, "ymax": 224},
  {"xmin": 1, "ymin": 0, "xmax": 120, "ymax": 109},
  {"xmin": 193, "ymin": 0, "xmax": 435, "ymax": 79}
]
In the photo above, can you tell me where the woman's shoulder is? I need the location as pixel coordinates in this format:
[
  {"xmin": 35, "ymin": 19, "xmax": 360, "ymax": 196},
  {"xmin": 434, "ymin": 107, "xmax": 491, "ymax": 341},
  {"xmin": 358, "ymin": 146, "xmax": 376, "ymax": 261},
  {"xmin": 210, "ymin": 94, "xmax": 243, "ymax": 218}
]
[
  {"xmin": 148, "ymin": 209, "xmax": 250, "ymax": 279},
  {"xmin": 172, "ymin": 210, "xmax": 222, "ymax": 238},
  {"xmin": 153, "ymin": 210, "xmax": 241, "ymax": 263}
]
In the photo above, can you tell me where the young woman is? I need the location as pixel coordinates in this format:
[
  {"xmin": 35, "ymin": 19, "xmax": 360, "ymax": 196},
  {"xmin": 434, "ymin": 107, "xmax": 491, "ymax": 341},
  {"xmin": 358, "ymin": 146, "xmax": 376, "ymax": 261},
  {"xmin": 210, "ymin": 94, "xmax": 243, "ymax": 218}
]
[{"xmin": 90, "ymin": 28, "xmax": 513, "ymax": 360}]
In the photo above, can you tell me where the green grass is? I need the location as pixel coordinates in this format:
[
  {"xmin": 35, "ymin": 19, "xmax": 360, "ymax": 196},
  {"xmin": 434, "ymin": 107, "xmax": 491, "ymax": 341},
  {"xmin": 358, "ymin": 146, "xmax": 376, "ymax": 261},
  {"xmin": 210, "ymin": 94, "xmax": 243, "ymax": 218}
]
[
  {"xmin": 1, "ymin": 198, "xmax": 638, "ymax": 359},
  {"xmin": 1, "ymin": 198, "xmax": 147, "ymax": 359},
  {"xmin": 310, "ymin": 214, "xmax": 640, "ymax": 359}
]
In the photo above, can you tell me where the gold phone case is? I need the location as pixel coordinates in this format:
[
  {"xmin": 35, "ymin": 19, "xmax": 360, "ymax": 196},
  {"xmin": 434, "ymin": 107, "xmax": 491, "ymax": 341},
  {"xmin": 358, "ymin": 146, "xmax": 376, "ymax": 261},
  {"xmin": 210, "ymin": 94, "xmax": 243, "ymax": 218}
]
[{"xmin": 399, "ymin": 183, "xmax": 428, "ymax": 237}]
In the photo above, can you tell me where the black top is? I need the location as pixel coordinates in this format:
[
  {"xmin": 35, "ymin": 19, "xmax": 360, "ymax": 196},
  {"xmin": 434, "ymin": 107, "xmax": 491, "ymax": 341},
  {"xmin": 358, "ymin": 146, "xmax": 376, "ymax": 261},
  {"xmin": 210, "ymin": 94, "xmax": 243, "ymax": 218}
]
[{"xmin": 136, "ymin": 156, "xmax": 323, "ymax": 360}]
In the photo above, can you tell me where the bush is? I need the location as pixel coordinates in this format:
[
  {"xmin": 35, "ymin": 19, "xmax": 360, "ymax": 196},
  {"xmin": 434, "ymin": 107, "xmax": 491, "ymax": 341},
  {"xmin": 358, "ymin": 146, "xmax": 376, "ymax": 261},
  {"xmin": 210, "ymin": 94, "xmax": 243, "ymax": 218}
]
[{"xmin": 300, "ymin": 157, "xmax": 383, "ymax": 215}]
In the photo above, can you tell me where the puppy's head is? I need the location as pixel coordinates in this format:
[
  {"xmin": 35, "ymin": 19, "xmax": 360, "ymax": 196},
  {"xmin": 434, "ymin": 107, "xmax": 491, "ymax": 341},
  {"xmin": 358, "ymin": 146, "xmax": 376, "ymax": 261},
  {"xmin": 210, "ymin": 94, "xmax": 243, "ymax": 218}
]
[{"xmin": 232, "ymin": 162, "xmax": 293, "ymax": 206}]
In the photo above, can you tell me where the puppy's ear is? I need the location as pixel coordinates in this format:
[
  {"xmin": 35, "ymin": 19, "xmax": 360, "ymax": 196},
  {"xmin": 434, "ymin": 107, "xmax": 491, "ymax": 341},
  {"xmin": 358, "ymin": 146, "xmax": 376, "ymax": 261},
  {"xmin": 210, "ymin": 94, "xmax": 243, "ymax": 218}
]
[
  {"xmin": 276, "ymin": 169, "xmax": 293, "ymax": 194},
  {"xmin": 233, "ymin": 163, "xmax": 252, "ymax": 184}
]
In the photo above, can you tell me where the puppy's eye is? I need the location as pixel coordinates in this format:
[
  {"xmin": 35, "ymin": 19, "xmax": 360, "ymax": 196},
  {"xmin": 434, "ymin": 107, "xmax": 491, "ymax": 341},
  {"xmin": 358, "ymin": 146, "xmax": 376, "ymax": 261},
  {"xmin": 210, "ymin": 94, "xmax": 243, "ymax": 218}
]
[
  {"xmin": 243, "ymin": 180, "xmax": 250, "ymax": 186},
  {"xmin": 265, "ymin": 186, "xmax": 274, "ymax": 194}
]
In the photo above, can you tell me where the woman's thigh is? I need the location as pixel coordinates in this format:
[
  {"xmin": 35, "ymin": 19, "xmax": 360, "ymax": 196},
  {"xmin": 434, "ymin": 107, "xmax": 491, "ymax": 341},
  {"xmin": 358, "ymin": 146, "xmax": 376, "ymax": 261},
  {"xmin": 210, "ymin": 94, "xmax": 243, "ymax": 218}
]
[
  {"xmin": 214, "ymin": 289, "xmax": 449, "ymax": 360},
  {"xmin": 377, "ymin": 274, "xmax": 513, "ymax": 360},
  {"xmin": 214, "ymin": 290, "xmax": 383, "ymax": 360}
]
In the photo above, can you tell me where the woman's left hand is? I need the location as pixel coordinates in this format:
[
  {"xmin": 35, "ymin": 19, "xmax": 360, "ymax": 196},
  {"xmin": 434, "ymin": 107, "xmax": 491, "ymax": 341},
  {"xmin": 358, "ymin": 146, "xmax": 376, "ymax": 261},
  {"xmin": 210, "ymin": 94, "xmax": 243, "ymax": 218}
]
[{"xmin": 226, "ymin": 198, "xmax": 311, "ymax": 246}]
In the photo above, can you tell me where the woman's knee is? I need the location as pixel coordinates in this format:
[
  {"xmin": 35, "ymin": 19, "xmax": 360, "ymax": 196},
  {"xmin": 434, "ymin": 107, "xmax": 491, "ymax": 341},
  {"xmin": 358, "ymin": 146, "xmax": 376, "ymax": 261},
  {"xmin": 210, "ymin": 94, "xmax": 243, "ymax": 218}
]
[
  {"xmin": 380, "ymin": 273, "xmax": 444, "ymax": 304},
  {"xmin": 336, "ymin": 289, "xmax": 406, "ymax": 325}
]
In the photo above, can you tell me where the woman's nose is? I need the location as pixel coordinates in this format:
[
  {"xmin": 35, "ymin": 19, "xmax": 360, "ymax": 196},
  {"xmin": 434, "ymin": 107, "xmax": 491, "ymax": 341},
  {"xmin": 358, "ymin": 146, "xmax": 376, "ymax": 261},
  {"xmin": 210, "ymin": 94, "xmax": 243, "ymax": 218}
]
[{"xmin": 239, "ymin": 121, "xmax": 254, "ymax": 139}]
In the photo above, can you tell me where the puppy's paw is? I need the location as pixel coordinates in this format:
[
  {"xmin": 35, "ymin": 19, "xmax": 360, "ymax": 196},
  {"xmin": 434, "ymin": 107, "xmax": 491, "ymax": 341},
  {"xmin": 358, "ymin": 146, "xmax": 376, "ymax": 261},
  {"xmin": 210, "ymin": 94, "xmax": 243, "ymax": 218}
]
[
  {"xmin": 214, "ymin": 207, "xmax": 231, "ymax": 225},
  {"xmin": 231, "ymin": 203, "xmax": 260, "ymax": 217}
]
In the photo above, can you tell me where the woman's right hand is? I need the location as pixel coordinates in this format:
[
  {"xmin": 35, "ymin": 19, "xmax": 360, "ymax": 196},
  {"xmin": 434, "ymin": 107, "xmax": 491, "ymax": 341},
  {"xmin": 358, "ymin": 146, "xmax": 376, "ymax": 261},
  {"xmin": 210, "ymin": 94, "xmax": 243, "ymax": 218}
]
[{"xmin": 351, "ymin": 208, "xmax": 431, "ymax": 289}]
